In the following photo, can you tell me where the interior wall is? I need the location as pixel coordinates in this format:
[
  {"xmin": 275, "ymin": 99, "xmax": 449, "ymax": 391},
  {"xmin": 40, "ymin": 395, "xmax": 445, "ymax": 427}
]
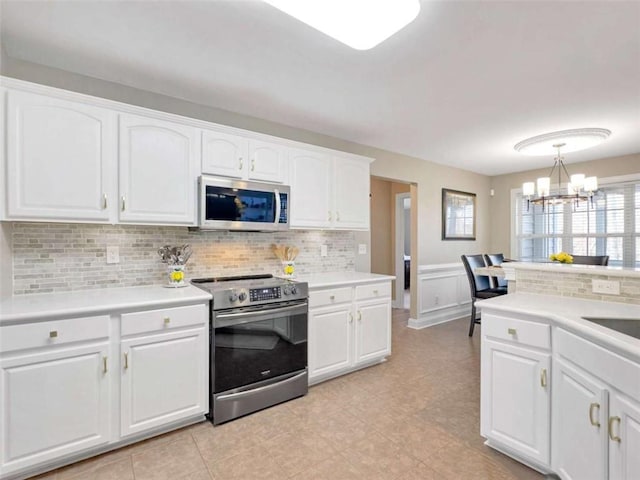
[
  {"xmin": 1, "ymin": 56, "xmax": 494, "ymax": 270},
  {"xmin": 370, "ymin": 178, "xmax": 393, "ymax": 276},
  {"xmin": 489, "ymin": 152, "xmax": 640, "ymax": 256}
]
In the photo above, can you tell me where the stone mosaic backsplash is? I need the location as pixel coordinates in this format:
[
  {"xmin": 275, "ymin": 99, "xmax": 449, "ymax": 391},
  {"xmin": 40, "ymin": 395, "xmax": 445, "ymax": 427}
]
[
  {"xmin": 516, "ymin": 269, "xmax": 640, "ymax": 305},
  {"xmin": 11, "ymin": 223, "xmax": 355, "ymax": 295}
]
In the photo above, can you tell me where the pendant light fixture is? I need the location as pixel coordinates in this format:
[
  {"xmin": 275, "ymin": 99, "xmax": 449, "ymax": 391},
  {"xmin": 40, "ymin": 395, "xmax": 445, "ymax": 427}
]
[
  {"xmin": 263, "ymin": 0, "xmax": 421, "ymax": 50},
  {"xmin": 515, "ymin": 128, "xmax": 610, "ymax": 211}
]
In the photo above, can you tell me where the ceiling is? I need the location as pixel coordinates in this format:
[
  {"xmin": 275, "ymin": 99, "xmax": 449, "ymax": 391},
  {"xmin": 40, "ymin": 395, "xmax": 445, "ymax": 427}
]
[{"xmin": 1, "ymin": 0, "xmax": 639, "ymax": 175}]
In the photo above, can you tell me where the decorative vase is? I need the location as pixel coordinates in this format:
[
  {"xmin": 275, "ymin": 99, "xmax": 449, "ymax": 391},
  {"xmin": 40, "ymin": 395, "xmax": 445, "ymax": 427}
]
[{"xmin": 167, "ymin": 264, "xmax": 186, "ymax": 287}]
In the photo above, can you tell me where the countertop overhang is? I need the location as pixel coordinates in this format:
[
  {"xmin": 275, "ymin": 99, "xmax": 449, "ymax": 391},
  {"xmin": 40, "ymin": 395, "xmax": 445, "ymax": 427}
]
[
  {"xmin": 477, "ymin": 293, "xmax": 640, "ymax": 362},
  {"xmin": 295, "ymin": 272, "xmax": 396, "ymax": 289}
]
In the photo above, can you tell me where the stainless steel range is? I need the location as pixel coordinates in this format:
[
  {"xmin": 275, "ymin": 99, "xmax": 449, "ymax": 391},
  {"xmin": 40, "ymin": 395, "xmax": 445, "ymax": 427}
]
[{"xmin": 191, "ymin": 274, "xmax": 308, "ymax": 425}]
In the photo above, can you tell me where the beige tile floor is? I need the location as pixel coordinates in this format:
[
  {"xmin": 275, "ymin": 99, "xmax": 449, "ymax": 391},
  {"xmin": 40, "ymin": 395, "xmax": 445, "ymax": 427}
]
[{"xmin": 33, "ymin": 310, "xmax": 545, "ymax": 480}]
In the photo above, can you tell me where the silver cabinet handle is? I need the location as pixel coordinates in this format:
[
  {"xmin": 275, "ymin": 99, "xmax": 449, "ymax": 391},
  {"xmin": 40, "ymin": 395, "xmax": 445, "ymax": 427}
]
[
  {"xmin": 49, "ymin": 330, "xmax": 58, "ymax": 338},
  {"xmin": 336, "ymin": 211, "xmax": 340, "ymax": 222},
  {"xmin": 357, "ymin": 311, "xmax": 362, "ymax": 321},
  {"xmin": 349, "ymin": 312, "xmax": 353, "ymax": 323},
  {"xmin": 589, "ymin": 402, "xmax": 601, "ymax": 427},
  {"xmin": 121, "ymin": 196, "xmax": 126, "ymax": 211},
  {"xmin": 608, "ymin": 416, "xmax": 621, "ymax": 443},
  {"xmin": 102, "ymin": 194, "xmax": 108, "ymax": 210},
  {"xmin": 251, "ymin": 158, "xmax": 255, "ymax": 171},
  {"xmin": 373, "ymin": 289, "xmax": 379, "ymax": 295},
  {"xmin": 164, "ymin": 317, "xmax": 171, "ymax": 325},
  {"xmin": 239, "ymin": 157, "xmax": 243, "ymax": 170},
  {"xmin": 124, "ymin": 352, "xmax": 129, "ymax": 370},
  {"xmin": 508, "ymin": 328, "xmax": 517, "ymax": 335},
  {"xmin": 330, "ymin": 295, "xmax": 335, "ymax": 300},
  {"xmin": 540, "ymin": 368, "xmax": 547, "ymax": 388},
  {"xmin": 103, "ymin": 356, "xmax": 108, "ymax": 374}
]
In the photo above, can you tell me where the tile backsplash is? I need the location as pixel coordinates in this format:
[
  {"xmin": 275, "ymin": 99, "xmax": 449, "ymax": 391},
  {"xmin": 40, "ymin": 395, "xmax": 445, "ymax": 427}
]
[
  {"xmin": 516, "ymin": 269, "xmax": 640, "ymax": 305},
  {"xmin": 11, "ymin": 223, "xmax": 356, "ymax": 295}
]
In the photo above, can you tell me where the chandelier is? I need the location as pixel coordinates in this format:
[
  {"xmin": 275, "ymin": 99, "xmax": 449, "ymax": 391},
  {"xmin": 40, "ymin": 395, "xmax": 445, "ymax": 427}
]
[{"xmin": 514, "ymin": 128, "xmax": 611, "ymax": 211}]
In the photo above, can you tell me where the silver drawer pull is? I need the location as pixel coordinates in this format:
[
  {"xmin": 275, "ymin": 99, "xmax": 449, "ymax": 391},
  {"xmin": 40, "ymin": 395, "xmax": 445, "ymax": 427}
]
[
  {"xmin": 103, "ymin": 356, "xmax": 108, "ymax": 374},
  {"xmin": 373, "ymin": 290, "xmax": 379, "ymax": 295},
  {"xmin": 102, "ymin": 193, "xmax": 108, "ymax": 210},
  {"xmin": 508, "ymin": 328, "xmax": 517, "ymax": 335},
  {"xmin": 330, "ymin": 295, "xmax": 335, "ymax": 300},
  {"xmin": 164, "ymin": 317, "xmax": 171, "ymax": 325},
  {"xmin": 608, "ymin": 416, "xmax": 621, "ymax": 443},
  {"xmin": 124, "ymin": 352, "xmax": 129, "ymax": 370},
  {"xmin": 540, "ymin": 368, "xmax": 548, "ymax": 388},
  {"xmin": 589, "ymin": 402, "xmax": 601, "ymax": 427},
  {"xmin": 49, "ymin": 330, "xmax": 58, "ymax": 338}
]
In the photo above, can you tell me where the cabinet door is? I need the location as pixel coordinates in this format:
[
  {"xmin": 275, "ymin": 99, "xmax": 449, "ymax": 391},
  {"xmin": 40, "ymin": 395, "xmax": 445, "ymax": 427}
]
[
  {"xmin": 354, "ymin": 300, "xmax": 391, "ymax": 365},
  {"xmin": 333, "ymin": 157, "xmax": 370, "ymax": 230},
  {"xmin": 289, "ymin": 149, "xmax": 332, "ymax": 229},
  {"xmin": 609, "ymin": 394, "xmax": 640, "ymax": 480},
  {"xmin": 481, "ymin": 339, "xmax": 551, "ymax": 466},
  {"xmin": 6, "ymin": 89, "xmax": 114, "ymax": 222},
  {"xmin": 0, "ymin": 343, "xmax": 110, "ymax": 476},
  {"xmin": 201, "ymin": 129, "xmax": 248, "ymax": 179},
  {"xmin": 120, "ymin": 327, "xmax": 207, "ymax": 437},
  {"xmin": 552, "ymin": 358, "xmax": 608, "ymax": 480},
  {"xmin": 308, "ymin": 305, "xmax": 353, "ymax": 381},
  {"xmin": 119, "ymin": 114, "xmax": 197, "ymax": 225},
  {"xmin": 248, "ymin": 139, "xmax": 287, "ymax": 183}
]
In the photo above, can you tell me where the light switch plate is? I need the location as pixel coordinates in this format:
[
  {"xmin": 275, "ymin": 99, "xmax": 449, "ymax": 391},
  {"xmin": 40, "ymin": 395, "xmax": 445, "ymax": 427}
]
[
  {"xmin": 106, "ymin": 246, "xmax": 120, "ymax": 264},
  {"xmin": 358, "ymin": 244, "xmax": 367, "ymax": 255},
  {"xmin": 320, "ymin": 245, "xmax": 328, "ymax": 257},
  {"xmin": 592, "ymin": 279, "xmax": 620, "ymax": 295}
]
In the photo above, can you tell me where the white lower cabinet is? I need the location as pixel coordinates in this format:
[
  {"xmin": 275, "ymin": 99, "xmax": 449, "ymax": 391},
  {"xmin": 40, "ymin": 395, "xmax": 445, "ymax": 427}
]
[
  {"xmin": 0, "ymin": 302, "xmax": 208, "ymax": 480},
  {"xmin": 481, "ymin": 338, "xmax": 551, "ymax": 466},
  {"xmin": 0, "ymin": 316, "xmax": 111, "ymax": 478},
  {"xmin": 308, "ymin": 281, "xmax": 391, "ymax": 384},
  {"xmin": 609, "ymin": 393, "xmax": 640, "ymax": 480},
  {"xmin": 120, "ymin": 326, "xmax": 207, "ymax": 437}
]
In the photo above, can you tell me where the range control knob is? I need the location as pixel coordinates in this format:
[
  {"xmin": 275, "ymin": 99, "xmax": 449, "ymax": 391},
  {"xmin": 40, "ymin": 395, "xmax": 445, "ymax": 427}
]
[
  {"xmin": 238, "ymin": 292, "xmax": 247, "ymax": 302},
  {"xmin": 290, "ymin": 286, "xmax": 298, "ymax": 295},
  {"xmin": 282, "ymin": 285, "xmax": 291, "ymax": 295},
  {"xmin": 229, "ymin": 292, "xmax": 238, "ymax": 302}
]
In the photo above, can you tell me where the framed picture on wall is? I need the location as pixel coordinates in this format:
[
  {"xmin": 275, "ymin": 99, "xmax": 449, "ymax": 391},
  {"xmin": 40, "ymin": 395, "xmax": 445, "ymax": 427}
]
[{"xmin": 442, "ymin": 188, "xmax": 476, "ymax": 240}]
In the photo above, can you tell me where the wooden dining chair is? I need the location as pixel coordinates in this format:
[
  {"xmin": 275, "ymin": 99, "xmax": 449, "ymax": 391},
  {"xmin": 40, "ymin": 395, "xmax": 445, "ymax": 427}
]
[
  {"xmin": 461, "ymin": 254, "xmax": 508, "ymax": 337},
  {"xmin": 569, "ymin": 255, "xmax": 609, "ymax": 266}
]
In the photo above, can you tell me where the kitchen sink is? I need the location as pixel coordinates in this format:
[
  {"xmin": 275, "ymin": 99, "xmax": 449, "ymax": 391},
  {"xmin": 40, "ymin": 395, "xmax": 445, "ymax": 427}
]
[{"xmin": 581, "ymin": 317, "xmax": 640, "ymax": 340}]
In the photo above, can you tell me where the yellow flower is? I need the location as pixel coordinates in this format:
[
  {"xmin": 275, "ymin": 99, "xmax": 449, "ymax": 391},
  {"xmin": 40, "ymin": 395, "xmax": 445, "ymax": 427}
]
[
  {"xmin": 284, "ymin": 264, "xmax": 294, "ymax": 275},
  {"xmin": 550, "ymin": 252, "xmax": 573, "ymax": 264},
  {"xmin": 171, "ymin": 270, "xmax": 184, "ymax": 282}
]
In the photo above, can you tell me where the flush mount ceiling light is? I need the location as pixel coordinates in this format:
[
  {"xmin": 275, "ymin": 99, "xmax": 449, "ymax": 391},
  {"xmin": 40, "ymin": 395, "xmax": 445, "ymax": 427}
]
[
  {"xmin": 516, "ymin": 128, "xmax": 611, "ymax": 212},
  {"xmin": 263, "ymin": 0, "xmax": 421, "ymax": 50},
  {"xmin": 514, "ymin": 128, "xmax": 611, "ymax": 156}
]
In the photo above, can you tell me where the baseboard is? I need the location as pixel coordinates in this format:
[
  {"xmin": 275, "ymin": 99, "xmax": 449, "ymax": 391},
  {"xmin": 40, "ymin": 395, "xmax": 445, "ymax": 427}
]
[{"xmin": 408, "ymin": 304, "xmax": 469, "ymax": 329}]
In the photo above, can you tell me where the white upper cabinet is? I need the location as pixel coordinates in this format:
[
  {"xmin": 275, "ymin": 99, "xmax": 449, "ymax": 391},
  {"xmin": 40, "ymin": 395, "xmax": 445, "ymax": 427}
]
[
  {"xmin": 289, "ymin": 148, "xmax": 371, "ymax": 230},
  {"xmin": 119, "ymin": 113, "xmax": 198, "ymax": 225},
  {"xmin": 289, "ymin": 148, "xmax": 332, "ymax": 228},
  {"xmin": 333, "ymin": 156, "xmax": 370, "ymax": 230},
  {"xmin": 6, "ymin": 89, "xmax": 115, "ymax": 222},
  {"xmin": 202, "ymin": 129, "xmax": 247, "ymax": 179},
  {"xmin": 202, "ymin": 129, "xmax": 287, "ymax": 183},
  {"xmin": 248, "ymin": 138, "xmax": 288, "ymax": 183}
]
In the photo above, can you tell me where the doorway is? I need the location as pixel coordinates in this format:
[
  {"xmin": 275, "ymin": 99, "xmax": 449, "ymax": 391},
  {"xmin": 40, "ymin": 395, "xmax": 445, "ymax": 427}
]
[{"xmin": 395, "ymin": 193, "xmax": 411, "ymax": 309}]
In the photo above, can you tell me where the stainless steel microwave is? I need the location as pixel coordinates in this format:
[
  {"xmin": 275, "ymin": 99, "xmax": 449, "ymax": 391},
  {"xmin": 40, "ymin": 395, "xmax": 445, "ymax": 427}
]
[{"xmin": 198, "ymin": 176, "xmax": 290, "ymax": 231}]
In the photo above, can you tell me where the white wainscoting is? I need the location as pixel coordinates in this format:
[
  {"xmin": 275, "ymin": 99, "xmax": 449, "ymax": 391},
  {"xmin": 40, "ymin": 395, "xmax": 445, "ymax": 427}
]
[{"xmin": 408, "ymin": 263, "xmax": 471, "ymax": 329}]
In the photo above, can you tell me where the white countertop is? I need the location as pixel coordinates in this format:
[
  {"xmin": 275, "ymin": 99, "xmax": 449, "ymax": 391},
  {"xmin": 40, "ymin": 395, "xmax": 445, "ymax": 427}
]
[
  {"xmin": 507, "ymin": 261, "xmax": 640, "ymax": 278},
  {"xmin": 296, "ymin": 272, "xmax": 395, "ymax": 289},
  {"xmin": 477, "ymin": 293, "xmax": 640, "ymax": 361},
  {"xmin": 0, "ymin": 285, "xmax": 212, "ymax": 325}
]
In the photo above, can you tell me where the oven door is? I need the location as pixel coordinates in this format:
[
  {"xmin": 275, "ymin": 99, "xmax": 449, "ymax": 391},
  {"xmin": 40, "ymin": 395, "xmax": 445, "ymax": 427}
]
[{"xmin": 212, "ymin": 300, "xmax": 307, "ymax": 394}]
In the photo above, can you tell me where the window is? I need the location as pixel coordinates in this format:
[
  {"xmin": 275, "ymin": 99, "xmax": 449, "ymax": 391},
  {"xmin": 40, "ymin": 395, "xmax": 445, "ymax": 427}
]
[{"xmin": 513, "ymin": 178, "xmax": 640, "ymax": 267}]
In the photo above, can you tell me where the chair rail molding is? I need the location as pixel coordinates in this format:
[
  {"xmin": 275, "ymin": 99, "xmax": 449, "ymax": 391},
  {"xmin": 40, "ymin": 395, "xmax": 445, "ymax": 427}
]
[{"xmin": 409, "ymin": 263, "xmax": 471, "ymax": 329}]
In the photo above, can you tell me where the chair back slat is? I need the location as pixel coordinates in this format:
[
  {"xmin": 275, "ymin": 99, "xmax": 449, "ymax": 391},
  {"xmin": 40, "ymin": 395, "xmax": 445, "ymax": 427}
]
[
  {"xmin": 569, "ymin": 255, "xmax": 609, "ymax": 266},
  {"xmin": 461, "ymin": 254, "xmax": 491, "ymax": 294}
]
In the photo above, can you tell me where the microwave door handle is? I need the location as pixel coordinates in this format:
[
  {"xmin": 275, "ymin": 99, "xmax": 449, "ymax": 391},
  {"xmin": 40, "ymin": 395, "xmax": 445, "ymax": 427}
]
[{"xmin": 274, "ymin": 189, "xmax": 281, "ymax": 225}]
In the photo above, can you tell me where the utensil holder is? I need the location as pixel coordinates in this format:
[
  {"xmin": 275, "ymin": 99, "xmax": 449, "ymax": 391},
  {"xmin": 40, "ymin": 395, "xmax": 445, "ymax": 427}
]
[
  {"xmin": 282, "ymin": 261, "xmax": 295, "ymax": 277},
  {"xmin": 167, "ymin": 265, "xmax": 185, "ymax": 287}
]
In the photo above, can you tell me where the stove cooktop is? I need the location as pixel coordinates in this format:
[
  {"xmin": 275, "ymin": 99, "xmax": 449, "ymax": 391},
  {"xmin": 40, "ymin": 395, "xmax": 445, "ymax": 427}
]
[{"xmin": 191, "ymin": 274, "xmax": 308, "ymax": 310}]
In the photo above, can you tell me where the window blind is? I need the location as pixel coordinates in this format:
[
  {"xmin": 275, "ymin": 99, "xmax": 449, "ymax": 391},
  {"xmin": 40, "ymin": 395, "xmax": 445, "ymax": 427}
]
[{"xmin": 514, "ymin": 180, "xmax": 639, "ymax": 267}]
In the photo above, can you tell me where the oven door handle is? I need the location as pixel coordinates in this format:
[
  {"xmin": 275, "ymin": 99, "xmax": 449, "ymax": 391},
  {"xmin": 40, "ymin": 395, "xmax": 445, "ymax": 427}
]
[
  {"xmin": 216, "ymin": 371, "xmax": 307, "ymax": 402},
  {"xmin": 215, "ymin": 302, "xmax": 308, "ymax": 327}
]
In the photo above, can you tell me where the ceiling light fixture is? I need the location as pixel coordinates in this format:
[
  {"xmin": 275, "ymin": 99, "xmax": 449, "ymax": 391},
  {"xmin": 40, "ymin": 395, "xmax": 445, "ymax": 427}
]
[
  {"xmin": 515, "ymin": 128, "xmax": 611, "ymax": 211},
  {"xmin": 263, "ymin": 0, "xmax": 421, "ymax": 50}
]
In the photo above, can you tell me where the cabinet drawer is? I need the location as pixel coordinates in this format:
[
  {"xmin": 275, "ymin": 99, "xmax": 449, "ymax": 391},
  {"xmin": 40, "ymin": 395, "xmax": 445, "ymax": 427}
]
[
  {"xmin": 0, "ymin": 315, "xmax": 109, "ymax": 353},
  {"xmin": 310, "ymin": 287, "xmax": 353, "ymax": 308},
  {"xmin": 483, "ymin": 313, "xmax": 550, "ymax": 350},
  {"xmin": 121, "ymin": 304, "xmax": 207, "ymax": 336},
  {"xmin": 355, "ymin": 282, "xmax": 391, "ymax": 301}
]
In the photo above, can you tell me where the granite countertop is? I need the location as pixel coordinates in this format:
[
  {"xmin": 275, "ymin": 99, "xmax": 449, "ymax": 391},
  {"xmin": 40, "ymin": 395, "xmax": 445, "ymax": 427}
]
[
  {"xmin": 0, "ymin": 285, "xmax": 212, "ymax": 325},
  {"xmin": 477, "ymin": 292, "xmax": 640, "ymax": 361},
  {"xmin": 296, "ymin": 272, "xmax": 396, "ymax": 289}
]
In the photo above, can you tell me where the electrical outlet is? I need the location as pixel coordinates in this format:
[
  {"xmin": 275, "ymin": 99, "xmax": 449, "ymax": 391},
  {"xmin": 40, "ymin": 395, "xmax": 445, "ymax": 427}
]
[
  {"xmin": 106, "ymin": 246, "xmax": 120, "ymax": 264},
  {"xmin": 320, "ymin": 244, "xmax": 328, "ymax": 257},
  {"xmin": 358, "ymin": 244, "xmax": 367, "ymax": 255},
  {"xmin": 592, "ymin": 279, "xmax": 620, "ymax": 295}
]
